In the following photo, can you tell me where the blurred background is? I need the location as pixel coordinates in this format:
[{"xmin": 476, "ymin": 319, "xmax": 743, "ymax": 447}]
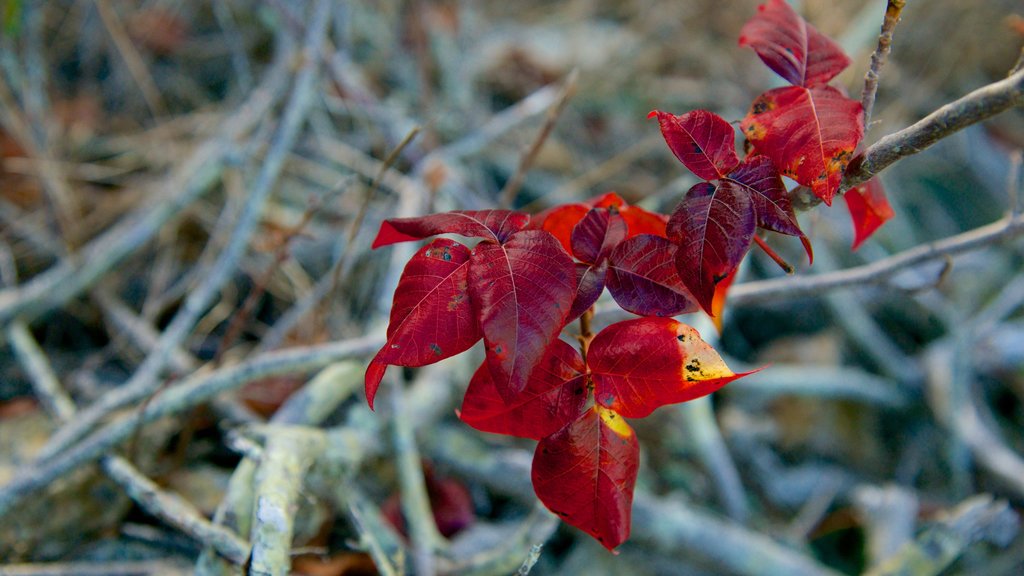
[{"xmin": 1, "ymin": 1, "xmax": 1023, "ymax": 574}]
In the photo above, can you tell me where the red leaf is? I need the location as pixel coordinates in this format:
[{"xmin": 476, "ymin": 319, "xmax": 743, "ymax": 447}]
[
  {"xmin": 568, "ymin": 261, "xmax": 607, "ymax": 322},
  {"xmin": 532, "ymin": 405, "xmax": 639, "ymax": 551},
  {"xmin": 620, "ymin": 205, "xmax": 668, "ymax": 238},
  {"xmin": 365, "ymin": 239, "xmax": 481, "ymax": 409},
  {"xmin": 741, "ymin": 86, "xmax": 863, "ymax": 205},
  {"xmin": 727, "ymin": 155, "xmax": 801, "ymax": 236},
  {"xmin": 606, "ymin": 234, "xmax": 698, "ymax": 317},
  {"xmin": 534, "ymin": 203, "xmax": 589, "ymax": 255},
  {"xmin": 383, "ymin": 464, "xmax": 476, "ymax": 539},
  {"xmin": 739, "ymin": 0, "xmax": 852, "ymax": 88},
  {"xmin": 459, "ymin": 339, "xmax": 588, "ymax": 440},
  {"xmin": 571, "ymin": 208, "xmax": 628, "ymax": 264},
  {"xmin": 469, "ymin": 231, "xmax": 576, "ymax": 399},
  {"xmin": 846, "ymin": 177, "xmax": 894, "ymax": 250},
  {"xmin": 668, "ymin": 182, "xmax": 756, "ymax": 314},
  {"xmin": 726, "ymin": 155, "xmax": 812, "ymax": 263},
  {"xmin": 649, "ymin": 110, "xmax": 739, "ymax": 181},
  {"xmin": 372, "ymin": 210, "xmax": 530, "ymax": 248},
  {"xmin": 589, "ymin": 317, "xmax": 746, "ymax": 418}
]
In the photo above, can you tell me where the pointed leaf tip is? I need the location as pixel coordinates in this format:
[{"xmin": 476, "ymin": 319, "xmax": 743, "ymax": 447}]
[
  {"xmin": 589, "ymin": 317, "xmax": 747, "ymax": 418},
  {"xmin": 652, "ymin": 109, "xmax": 740, "ymax": 181}
]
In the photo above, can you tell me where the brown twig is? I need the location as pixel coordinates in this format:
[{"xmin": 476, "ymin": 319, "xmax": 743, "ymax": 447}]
[
  {"xmin": 861, "ymin": 0, "xmax": 907, "ymax": 132},
  {"xmin": 499, "ymin": 69, "xmax": 579, "ymax": 209},
  {"xmin": 753, "ymin": 235, "xmax": 795, "ymax": 274}
]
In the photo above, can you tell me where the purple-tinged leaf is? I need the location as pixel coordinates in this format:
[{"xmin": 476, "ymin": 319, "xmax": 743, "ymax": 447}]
[
  {"xmin": 469, "ymin": 231, "xmax": 576, "ymax": 400},
  {"xmin": 568, "ymin": 261, "xmax": 608, "ymax": 323},
  {"xmin": 606, "ymin": 235, "xmax": 698, "ymax": 317},
  {"xmin": 571, "ymin": 208, "xmax": 628, "ymax": 264},
  {"xmin": 649, "ymin": 110, "xmax": 740, "ymax": 181},
  {"xmin": 669, "ymin": 182, "xmax": 756, "ymax": 314}
]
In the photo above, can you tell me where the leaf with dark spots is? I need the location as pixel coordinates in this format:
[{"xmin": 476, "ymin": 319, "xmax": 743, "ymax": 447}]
[
  {"xmin": 846, "ymin": 177, "xmax": 894, "ymax": 250},
  {"xmin": 649, "ymin": 109, "xmax": 739, "ymax": 181},
  {"xmin": 460, "ymin": 340, "xmax": 588, "ymax": 440},
  {"xmin": 606, "ymin": 234, "xmax": 697, "ymax": 317},
  {"xmin": 588, "ymin": 317, "xmax": 747, "ymax": 418},
  {"xmin": 668, "ymin": 182, "xmax": 756, "ymax": 314},
  {"xmin": 739, "ymin": 0, "xmax": 852, "ymax": 87},
  {"xmin": 741, "ymin": 85, "xmax": 863, "ymax": 205},
  {"xmin": 469, "ymin": 230, "xmax": 576, "ymax": 400},
  {"xmin": 568, "ymin": 261, "xmax": 608, "ymax": 323},
  {"xmin": 532, "ymin": 405, "xmax": 639, "ymax": 552},
  {"xmin": 365, "ymin": 239, "xmax": 481, "ymax": 409},
  {"xmin": 372, "ymin": 210, "xmax": 530, "ymax": 248},
  {"xmin": 571, "ymin": 207, "xmax": 628, "ymax": 264}
]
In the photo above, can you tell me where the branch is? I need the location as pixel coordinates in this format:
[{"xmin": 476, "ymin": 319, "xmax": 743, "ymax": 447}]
[
  {"xmin": 0, "ymin": 335, "xmax": 382, "ymax": 519},
  {"xmin": 843, "ymin": 67, "xmax": 1024, "ymax": 191},
  {"xmin": 860, "ymin": 0, "xmax": 906, "ymax": 131},
  {"xmin": 728, "ymin": 212, "xmax": 1024, "ymax": 306},
  {"xmin": 37, "ymin": 3, "xmax": 331, "ymax": 461}
]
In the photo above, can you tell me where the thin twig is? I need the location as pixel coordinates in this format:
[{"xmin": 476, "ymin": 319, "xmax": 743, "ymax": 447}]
[
  {"xmin": 842, "ymin": 67, "xmax": 1024, "ymax": 193},
  {"xmin": 0, "ymin": 39, "xmax": 294, "ymax": 327},
  {"xmin": 37, "ymin": 4, "xmax": 331, "ymax": 461},
  {"xmin": 727, "ymin": 212, "xmax": 1024, "ymax": 306},
  {"xmin": 861, "ymin": 0, "xmax": 907, "ymax": 132},
  {"xmin": 93, "ymin": 0, "xmax": 167, "ymax": 117},
  {"xmin": 0, "ymin": 335, "xmax": 383, "ymax": 518},
  {"xmin": 5, "ymin": 316, "xmax": 251, "ymax": 565},
  {"xmin": 499, "ymin": 69, "xmax": 578, "ymax": 208}
]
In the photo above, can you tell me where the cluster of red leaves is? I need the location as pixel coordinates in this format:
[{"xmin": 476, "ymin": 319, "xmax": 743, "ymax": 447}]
[
  {"xmin": 364, "ymin": 0, "xmax": 899, "ymax": 553},
  {"xmin": 365, "ymin": 205, "xmax": 746, "ymax": 550}
]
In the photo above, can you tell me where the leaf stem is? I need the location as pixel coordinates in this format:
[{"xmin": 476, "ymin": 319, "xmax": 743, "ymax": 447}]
[
  {"xmin": 753, "ymin": 236, "xmax": 795, "ymax": 274},
  {"xmin": 577, "ymin": 306, "xmax": 594, "ymax": 365}
]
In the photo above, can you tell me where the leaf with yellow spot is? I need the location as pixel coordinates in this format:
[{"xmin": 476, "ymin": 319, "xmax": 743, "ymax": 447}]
[
  {"xmin": 588, "ymin": 317, "xmax": 750, "ymax": 418},
  {"xmin": 531, "ymin": 405, "xmax": 639, "ymax": 552}
]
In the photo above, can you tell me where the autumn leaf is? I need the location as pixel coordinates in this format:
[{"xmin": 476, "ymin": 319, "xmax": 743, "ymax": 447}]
[
  {"xmin": 568, "ymin": 260, "xmax": 608, "ymax": 322},
  {"xmin": 372, "ymin": 210, "xmax": 529, "ymax": 248},
  {"xmin": 606, "ymin": 234, "xmax": 698, "ymax": 317},
  {"xmin": 588, "ymin": 317, "xmax": 746, "ymax": 418},
  {"xmin": 739, "ymin": 0, "xmax": 852, "ymax": 88},
  {"xmin": 534, "ymin": 192, "xmax": 667, "ymax": 254},
  {"xmin": 532, "ymin": 405, "xmax": 639, "ymax": 552},
  {"xmin": 469, "ymin": 231, "xmax": 576, "ymax": 400},
  {"xmin": 741, "ymin": 85, "xmax": 863, "ymax": 205},
  {"xmin": 845, "ymin": 177, "xmax": 894, "ymax": 250},
  {"xmin": 649, "ymin": 109, "xmax": 740, "ymax": 181},
  {"xmin": 365, "ymin": 239, "xmax": 481, "ymax": 409},
  {"xmin": 459, "ymin": 339, "xmax": 588, "ymax": 440},
  {"xmin": 668, "ymin": 182, "xmax": 756, "ymax": 314},
  {"xmin": 571, "ymin": 207, "xmax": 628, "ymax": 264}
]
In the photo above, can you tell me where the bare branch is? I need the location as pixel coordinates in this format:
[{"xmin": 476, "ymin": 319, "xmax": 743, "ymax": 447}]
[
  {"xmin": 728, "ymin": 213, "xmax": 1024, "ymax": 306},
  {"xmin": 843, "ymin": 68, "xmax": 1024, "ymax": 191},
  {"xmin": 860, "ymin": 0, "xmax": 907, "ymax": 131},
  {"xmin": 499, "ymin": 69, "xmax": 579, "ymax": 208}
]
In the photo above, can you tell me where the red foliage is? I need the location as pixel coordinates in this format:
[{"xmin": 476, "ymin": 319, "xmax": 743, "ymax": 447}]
[
  {"xmin": 846, "ymin": 177, "xmax": 894, "ymax": 250},
  {"xmin": 532, "ymin": 406, "xmax": 639, "ymax": 551},
  {"xmin": 367, "ymin": 0, "xmax": 897, "ymax": 552}
]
